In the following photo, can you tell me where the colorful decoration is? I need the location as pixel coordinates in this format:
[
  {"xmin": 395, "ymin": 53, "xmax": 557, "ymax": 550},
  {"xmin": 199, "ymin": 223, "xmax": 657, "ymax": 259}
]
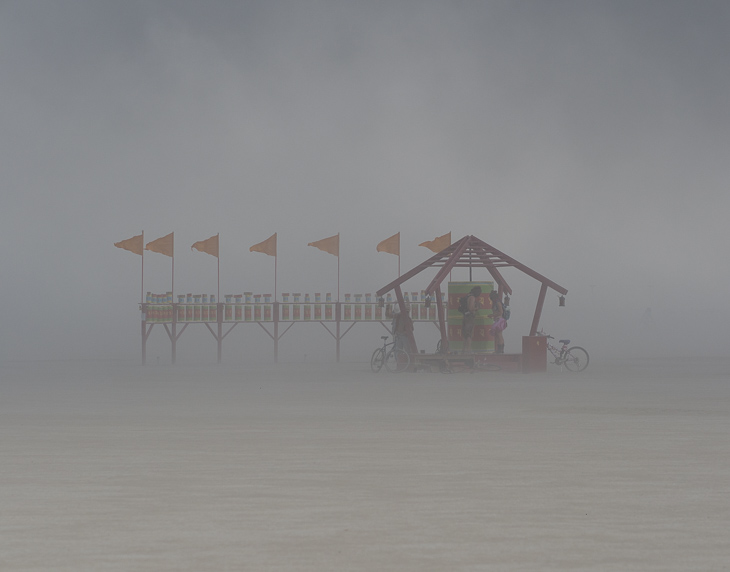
[{"xmin": 447, "ymin": 281, "xmax": 493, "ymax": 353}]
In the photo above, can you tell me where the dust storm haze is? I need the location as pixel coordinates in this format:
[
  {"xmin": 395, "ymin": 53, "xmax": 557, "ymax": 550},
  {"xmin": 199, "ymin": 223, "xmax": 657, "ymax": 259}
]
[
  {"xmin": 2, "ymin": 4, "xmax": 730, "ymax": 570},
  {"xmin": 1, "ymin": 0, "xmax": 728, "ymax": 362}
]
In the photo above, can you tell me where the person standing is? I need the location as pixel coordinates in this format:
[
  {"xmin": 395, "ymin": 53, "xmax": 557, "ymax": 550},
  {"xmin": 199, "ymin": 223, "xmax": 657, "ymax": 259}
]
[
  {"xmin": 393, "ymin": 304, "xmax": 414, "ymax": 352},
  {"xmin": 462, "ymin": 286, "xmax": 481, "ymax": 354},
  {"xmin": 489, "ymin": 290, "xmax": 507, "ymax": 354}
]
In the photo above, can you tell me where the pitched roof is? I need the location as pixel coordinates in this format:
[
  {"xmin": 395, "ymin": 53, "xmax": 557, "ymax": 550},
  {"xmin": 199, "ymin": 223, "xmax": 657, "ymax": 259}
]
[{"xmin": 376, "ymin": 235, "xmax": 567, "ymax": 297}]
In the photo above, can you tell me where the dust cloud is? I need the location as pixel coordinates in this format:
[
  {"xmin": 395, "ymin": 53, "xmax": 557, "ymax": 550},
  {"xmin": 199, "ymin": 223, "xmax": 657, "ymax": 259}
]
[
  {"xmin": 1, "ymin": 1, "xmax": 729, "ymax": 362},
  {"xmin": 1, "ymin": 3, "xmax": 729, "ymax": 568}
]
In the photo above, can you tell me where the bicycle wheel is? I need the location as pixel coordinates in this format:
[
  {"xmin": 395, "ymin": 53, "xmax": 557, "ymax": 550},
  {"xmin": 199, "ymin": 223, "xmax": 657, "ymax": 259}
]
[
  {"xmin": 370, "ymin": 348, "xmax": 385, "ymax": 373},
  {"xmin": 564, "ymin": 346, "xmax": 589, "ymax": 372},
  {"xmin": 385, "ymin": 349, "xmax": 411, "ymax": 373}
]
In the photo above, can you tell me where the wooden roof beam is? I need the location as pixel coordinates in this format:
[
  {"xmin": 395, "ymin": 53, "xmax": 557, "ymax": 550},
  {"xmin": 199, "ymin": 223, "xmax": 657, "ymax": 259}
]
[
  {"xmin": 375, "ymin": 243, "xmax": 459, "ymax": 297},
  {"xmin": 423, "ymin": 236, "xmax": 472, "ymax": 294},
  {"xmin": 470, "ymin": 248, "xmax": 513, "ymax": 295},
  {"xmin": 475, "ymin": 241, "xmax": 568, "ymax": 295}
]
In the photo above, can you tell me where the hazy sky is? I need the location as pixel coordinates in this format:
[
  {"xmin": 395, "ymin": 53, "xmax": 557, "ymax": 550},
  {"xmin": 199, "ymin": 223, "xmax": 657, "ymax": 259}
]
[{"xmin": 2, "ymin": 0, "xmax": 728, "ymax": 362}]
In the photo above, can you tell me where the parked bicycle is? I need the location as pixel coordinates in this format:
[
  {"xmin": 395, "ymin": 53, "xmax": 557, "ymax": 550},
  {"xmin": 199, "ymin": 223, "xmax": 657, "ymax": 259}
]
[
  {"xmin": 537, "ymin": 330, "xmax": 589, "ymax": 372},
  {"xmin": 371, "ymin": 335, "xmax": 411, "ymax": 373}
]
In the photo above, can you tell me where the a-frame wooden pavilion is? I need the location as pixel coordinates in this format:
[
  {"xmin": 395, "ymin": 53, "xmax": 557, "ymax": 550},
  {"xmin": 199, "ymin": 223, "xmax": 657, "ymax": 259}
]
[{"xmin": 375, "ymin": 234, "xmax": 568, "ymax": 356}]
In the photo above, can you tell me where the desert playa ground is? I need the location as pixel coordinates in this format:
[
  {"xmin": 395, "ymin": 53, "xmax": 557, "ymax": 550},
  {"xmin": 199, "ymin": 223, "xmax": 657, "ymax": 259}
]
[{"xmin": 1, "ymin": 357, "xmax": 728, "ymax": 571}]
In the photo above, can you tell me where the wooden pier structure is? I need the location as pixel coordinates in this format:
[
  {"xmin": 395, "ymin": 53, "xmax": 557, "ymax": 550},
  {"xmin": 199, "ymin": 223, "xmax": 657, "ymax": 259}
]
[
  {"xmin": 139, "ymin": 294, "xmax": 446, "ymax": 365},
  {"xmin": 131, "ymin": 234, "xmax": 568, "ymax": 371}
]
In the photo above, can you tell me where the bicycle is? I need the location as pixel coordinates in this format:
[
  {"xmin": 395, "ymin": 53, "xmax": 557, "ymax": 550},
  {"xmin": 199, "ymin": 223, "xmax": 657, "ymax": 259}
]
[
  {"xmin": 371, "ymin": 335, "xmax": 411, "ymax": 373},
  {"xmin": 538, "ymin": 330, "xmax": 589, "ymax": 372}
]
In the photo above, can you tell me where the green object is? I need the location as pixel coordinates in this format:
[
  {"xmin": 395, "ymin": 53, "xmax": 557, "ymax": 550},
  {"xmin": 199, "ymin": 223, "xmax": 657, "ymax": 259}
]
[{"xmin": 447, "ymin": 281, "xmax": 494, "ymax": 353}]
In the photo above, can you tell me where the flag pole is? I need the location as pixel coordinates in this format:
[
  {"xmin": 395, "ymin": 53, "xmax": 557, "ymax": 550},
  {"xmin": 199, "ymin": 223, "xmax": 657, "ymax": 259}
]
[
  {"xmin": 141, "ymin": 230, "xmax": 144, "ymax": 303},
  {"xmin": 337, "ymin": 233, "xmax": 340, "ymax": 302}
]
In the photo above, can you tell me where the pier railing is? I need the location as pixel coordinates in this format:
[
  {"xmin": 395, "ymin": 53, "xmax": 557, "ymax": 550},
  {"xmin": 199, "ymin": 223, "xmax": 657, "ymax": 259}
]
[{"xmin": 140, "ymin": 293, "xmax": 446, "ymax": 364}]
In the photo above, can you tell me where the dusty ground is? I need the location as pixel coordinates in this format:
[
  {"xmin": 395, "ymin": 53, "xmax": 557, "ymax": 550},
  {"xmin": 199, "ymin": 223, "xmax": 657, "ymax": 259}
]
[{"xmin": 1, "ymin": 358, "xmax": 728, "ymax": 571}]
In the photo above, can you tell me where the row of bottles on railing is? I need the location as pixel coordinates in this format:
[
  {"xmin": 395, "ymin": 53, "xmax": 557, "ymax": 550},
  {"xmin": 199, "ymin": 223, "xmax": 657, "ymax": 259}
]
[
  {"xmin": 223, "ymin": 293, "xmax": 273, "ymax": 321},
  {"xmin": 146, "ymin": 292, "xmax": 173, "ymax": 304},
  {"xmin": 177, "ymin": 294, "xmax": 218, "ymax": 323},
  {"xmin": 279, "ymin": 293, "xmax": 331, "ymax": 321},
  {"xmin": 144, "ymin": 292, "xmax": 219, "ymax": 323},
  {"xmin": 145, "ymin": 292, "xmax": 176, "ymax": 323},
  {"xmin": 143, "ymin": 290, "xmax": 447, "ymax": 323}
]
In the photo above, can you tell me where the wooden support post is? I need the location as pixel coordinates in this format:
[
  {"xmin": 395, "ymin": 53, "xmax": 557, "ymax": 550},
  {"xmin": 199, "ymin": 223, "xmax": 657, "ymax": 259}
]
[
  {"xmin": 171, "ymin": 303, "xmax": 177, "ymax": 365},
  {"xmin": 336, "ymin": 302, "xmax": 341, "ymax": 362},
  {"xmin": 274, "ymin": 302, "xmax": 279, "ymax": 363},
  {"xmin": 394, "ymin": 285, "xmax": 418, "ymax": 355},
  {"xmin": 141, "ymin": 304, "xmax": 147, "ymax": 365},
  {"xmin": 140, "ymin": 311, "xmax": 154, "ymax": 366},
  {"xmin": 394, "ymin": 286, "xmax": 405, "ymax": 312},
  {"xmin": 217, "ymin": 302, "xmax": 223, "ymax": 364},
  {"xmin": 530, "ymin": 282, "xmax": 548, "ymax": 336},
  {"xmin": 319, "ymin": 317, "xmax": 354, "ymax": 363}
]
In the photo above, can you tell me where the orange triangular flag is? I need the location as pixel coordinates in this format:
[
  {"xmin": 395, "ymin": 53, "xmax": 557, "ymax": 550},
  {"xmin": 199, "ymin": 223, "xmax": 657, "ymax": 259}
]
[
  {"xmin": 114, "ymin": 233, "xmax": 143, "ymax": 256},
  {"xmin": 376, "ymin": 232, "xmax": 400, "ymax": 256},
  {"xmin": 250, "ymin": 233, "xmax": 277, "ymax": 257},
  {"xmin": 146, "ymin": 232, "xmax": 174, "ymax": 257},
  {"xmin": 419, "ymin": 232, "xmax": 451, "ymax": 253},
  {"xmin": 308, "ymin": 233, "xmax": 339, "ymax": 257},
  {"xmin": 191, "ymin": 234, "xmax": 219, "ymax": 258}
]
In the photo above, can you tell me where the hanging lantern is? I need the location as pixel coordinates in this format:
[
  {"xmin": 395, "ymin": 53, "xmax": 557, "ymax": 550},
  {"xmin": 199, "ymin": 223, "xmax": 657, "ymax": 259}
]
[
  {"xmin": 559, "ymin": 295, "xmax": 565, "ymax": 307},
  {"xmin": 424, "ymin": 294, "xmax": 431, "ymax": 308},
  {"xmin": 378, "ymin": 296, "xmax": 385, "ymax": 308}
]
